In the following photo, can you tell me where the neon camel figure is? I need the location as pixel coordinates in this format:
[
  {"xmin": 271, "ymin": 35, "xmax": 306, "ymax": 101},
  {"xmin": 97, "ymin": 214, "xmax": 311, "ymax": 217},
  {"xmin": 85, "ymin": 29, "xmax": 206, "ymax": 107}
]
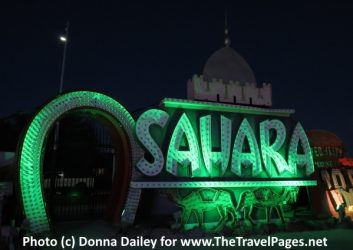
[
  {"xmin": 236, "ymin": 187, "xmax": 299, "ymax": 225},
  {"xmin": 168, "ymin": 188, "xmax": 238, "ymax": 231}
]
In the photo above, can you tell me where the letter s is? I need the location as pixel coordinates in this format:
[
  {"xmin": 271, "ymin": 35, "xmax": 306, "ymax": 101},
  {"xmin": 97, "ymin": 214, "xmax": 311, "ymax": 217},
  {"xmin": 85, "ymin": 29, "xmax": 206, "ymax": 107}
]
[{"xmin": 136, "ymin": 109, "xmax": 169, "ymax": 176}]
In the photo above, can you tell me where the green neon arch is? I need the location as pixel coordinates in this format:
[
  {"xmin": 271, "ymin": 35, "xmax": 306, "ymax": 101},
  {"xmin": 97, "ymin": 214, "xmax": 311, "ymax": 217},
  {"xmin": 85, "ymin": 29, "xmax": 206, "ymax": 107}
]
[{"xmin": 17, "ymin": 91, "xmax": 142, "ymax": 233}]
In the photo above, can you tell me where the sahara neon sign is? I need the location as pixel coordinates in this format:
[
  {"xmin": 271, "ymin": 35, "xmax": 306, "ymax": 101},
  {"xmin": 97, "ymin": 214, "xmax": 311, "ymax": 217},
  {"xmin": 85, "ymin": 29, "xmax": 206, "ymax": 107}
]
[
  {"xmin": 17, "ymin": 91, "xmax": 315, "ymax": 233},
  {"xmin": 135, "ymin": 106, "xmax": 315, "ymax": 178}
]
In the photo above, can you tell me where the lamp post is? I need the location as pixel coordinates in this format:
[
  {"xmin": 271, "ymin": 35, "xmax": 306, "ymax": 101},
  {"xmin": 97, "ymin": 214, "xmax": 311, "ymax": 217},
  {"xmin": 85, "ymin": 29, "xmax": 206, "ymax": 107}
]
[
  {"xmin": 49, "ymin": 22, "xmax": 69, "ymax": 219},
  {"xmin": 59, "ymin": 22, "xmax": 69, "ymax": 94},
  {"xmin": 53, "ymin": 22, "xmax": 69, "ymax": 151}
]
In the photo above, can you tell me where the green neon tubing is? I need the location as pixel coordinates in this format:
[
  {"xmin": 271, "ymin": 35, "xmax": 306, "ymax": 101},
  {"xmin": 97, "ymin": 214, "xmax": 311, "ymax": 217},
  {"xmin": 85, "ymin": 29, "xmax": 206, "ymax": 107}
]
[
  {"xmin": 18, "ymin": 91, "xmax": 135, "ymax": 233},
  {"xmin": 288, "ymin": 122, "xmax": 315, "ymax": 176},
  {"xmin": 231, "ymin": 118, "xmax": 262, "ymax": 176},
  {"xmin": 200, "ymin": 115, "xmax": 231, "ymax": 176},
  {"xmin": 162, "ymin": 98, "xmax": 295, "ymax": 117},
  {"xmin": 260, "ymin": 119, "xmax": 290, "ymax": 176},
  {"xmin": 166, "ymin": 113, "xmax": 201, "ymax": 177},
  {"xmin": 130, "ymin": 180, "xmax": 317, "ymax": 188},
  {"xmin": 136, "ymin": 109, "xmax": 169, "ymax": 176}
]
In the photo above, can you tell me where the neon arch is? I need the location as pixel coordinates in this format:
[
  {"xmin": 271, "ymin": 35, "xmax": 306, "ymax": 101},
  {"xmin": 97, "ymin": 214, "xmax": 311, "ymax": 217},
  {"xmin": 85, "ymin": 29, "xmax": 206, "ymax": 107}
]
[{"xmin": 17, "ymin": 91, "xmax": 142, "ymax": 233}]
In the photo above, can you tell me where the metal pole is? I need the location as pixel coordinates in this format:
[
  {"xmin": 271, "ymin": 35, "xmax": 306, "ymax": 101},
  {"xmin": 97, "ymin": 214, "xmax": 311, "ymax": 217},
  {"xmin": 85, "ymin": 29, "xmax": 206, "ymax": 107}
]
[
  {"xmin": 50, "ymin": 22, "xmax": 70, "ymax": 221},
  {"xmin": 59, "ymin": 21, "xmax": 69, "ymax": 94},
  {"xmin": 54, "ymin": 21, "xmax": 69, "ymax": 150},
  {"xmin": 53, "ymin": 22, "xmax": 69, "ymax": 150}
]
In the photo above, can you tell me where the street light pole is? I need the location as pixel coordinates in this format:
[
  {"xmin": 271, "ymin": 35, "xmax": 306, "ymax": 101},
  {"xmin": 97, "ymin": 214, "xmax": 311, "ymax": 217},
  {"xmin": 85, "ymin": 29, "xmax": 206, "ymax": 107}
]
[
  {"xmin": 53, "ymin": 22, "xmax": 69, "ymax": 150},
  {"xmin": 49, "ymin": 22, "xmax": 70, "ymax": 219},
  {"xmin": 59, "ymin": 22, "xmax": 69, "ymax": 94}
]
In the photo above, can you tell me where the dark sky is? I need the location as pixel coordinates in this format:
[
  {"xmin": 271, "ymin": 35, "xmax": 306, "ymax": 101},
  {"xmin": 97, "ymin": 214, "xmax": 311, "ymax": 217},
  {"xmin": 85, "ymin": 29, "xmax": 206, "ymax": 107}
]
[{"xmin": 1, "ymin": 1, "xmax": 353, "ymax": 153}]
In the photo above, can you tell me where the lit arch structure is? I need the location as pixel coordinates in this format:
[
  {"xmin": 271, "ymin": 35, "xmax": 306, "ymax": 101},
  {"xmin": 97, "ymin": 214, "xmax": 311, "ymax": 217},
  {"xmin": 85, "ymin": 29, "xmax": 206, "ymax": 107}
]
[{"xmin": 17, "ymin": 91, "xmax": 142, "ymax": 233}]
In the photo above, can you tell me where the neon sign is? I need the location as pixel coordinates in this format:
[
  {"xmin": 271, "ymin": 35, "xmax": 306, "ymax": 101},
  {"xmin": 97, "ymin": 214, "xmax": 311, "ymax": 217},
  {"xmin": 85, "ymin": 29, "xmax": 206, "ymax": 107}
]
[
  {"xmin": 135, "ymin": 101, "xmax": 315, "ymax": 178},
  {"xmin": 133, "ymin": 98, "xmax": 316, "ymax": 231},
  {"xmin": 17, "ymin": 91, "xmax": 142, "ymax": 233},
  {"xmin": 16, "ymin": 92, "xmax": 317, "ymax": 233},
  {"xmin": 321, "ymin": 168, "xmax": 353, "ymax": 219}
]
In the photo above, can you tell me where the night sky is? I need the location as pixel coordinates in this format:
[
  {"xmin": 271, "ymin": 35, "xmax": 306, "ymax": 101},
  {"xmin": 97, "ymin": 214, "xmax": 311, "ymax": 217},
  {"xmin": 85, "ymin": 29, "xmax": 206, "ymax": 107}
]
[{"xmin": 1, "ymin": 1, "xmax": 353, "ymax": 153}]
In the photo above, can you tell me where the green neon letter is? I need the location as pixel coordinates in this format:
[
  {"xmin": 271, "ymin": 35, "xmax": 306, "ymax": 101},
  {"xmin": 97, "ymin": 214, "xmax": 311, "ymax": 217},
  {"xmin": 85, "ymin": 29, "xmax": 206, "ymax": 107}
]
[
  {"xmin": 200, "ymin": 115, "xmax": 231, "ymax": 176},
  {"xmin": 136, "ymin": 109, "xmax": 169, "ymax": 176},
  {"xmin": 260, "ymin": 119, "xmax": 291, "ymax": 175},
  {"xmin": 166, "ymin": 113, "xmax": 201, "ymax": 177},
  {"xmin": 231, "ymin": 118, "xmax": 262, "ymax": 176},
  {"xmin": 288, "ymin": 122, "xmax": 315, "ymax": 176}
]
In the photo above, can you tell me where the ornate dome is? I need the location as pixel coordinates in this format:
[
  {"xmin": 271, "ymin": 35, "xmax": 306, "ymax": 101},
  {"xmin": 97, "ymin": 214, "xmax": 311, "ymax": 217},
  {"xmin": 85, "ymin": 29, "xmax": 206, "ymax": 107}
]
[{"xmin": 202, "ymin": 46, "xmax": 257, "ymax": 85}]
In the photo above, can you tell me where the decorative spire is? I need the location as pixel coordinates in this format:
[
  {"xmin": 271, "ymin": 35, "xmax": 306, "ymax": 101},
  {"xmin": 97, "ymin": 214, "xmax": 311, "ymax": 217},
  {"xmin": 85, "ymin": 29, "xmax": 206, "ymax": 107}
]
[{"xmin": 224, "ymin": 10, "xmax": 231, "ymax": 47}]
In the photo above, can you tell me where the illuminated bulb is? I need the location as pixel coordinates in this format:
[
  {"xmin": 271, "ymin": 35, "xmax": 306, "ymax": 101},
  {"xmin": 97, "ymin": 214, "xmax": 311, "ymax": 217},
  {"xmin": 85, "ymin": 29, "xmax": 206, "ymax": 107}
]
[{"xmin": 59, "ymin": 36, "xmax": 67, "ymax": 42}]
